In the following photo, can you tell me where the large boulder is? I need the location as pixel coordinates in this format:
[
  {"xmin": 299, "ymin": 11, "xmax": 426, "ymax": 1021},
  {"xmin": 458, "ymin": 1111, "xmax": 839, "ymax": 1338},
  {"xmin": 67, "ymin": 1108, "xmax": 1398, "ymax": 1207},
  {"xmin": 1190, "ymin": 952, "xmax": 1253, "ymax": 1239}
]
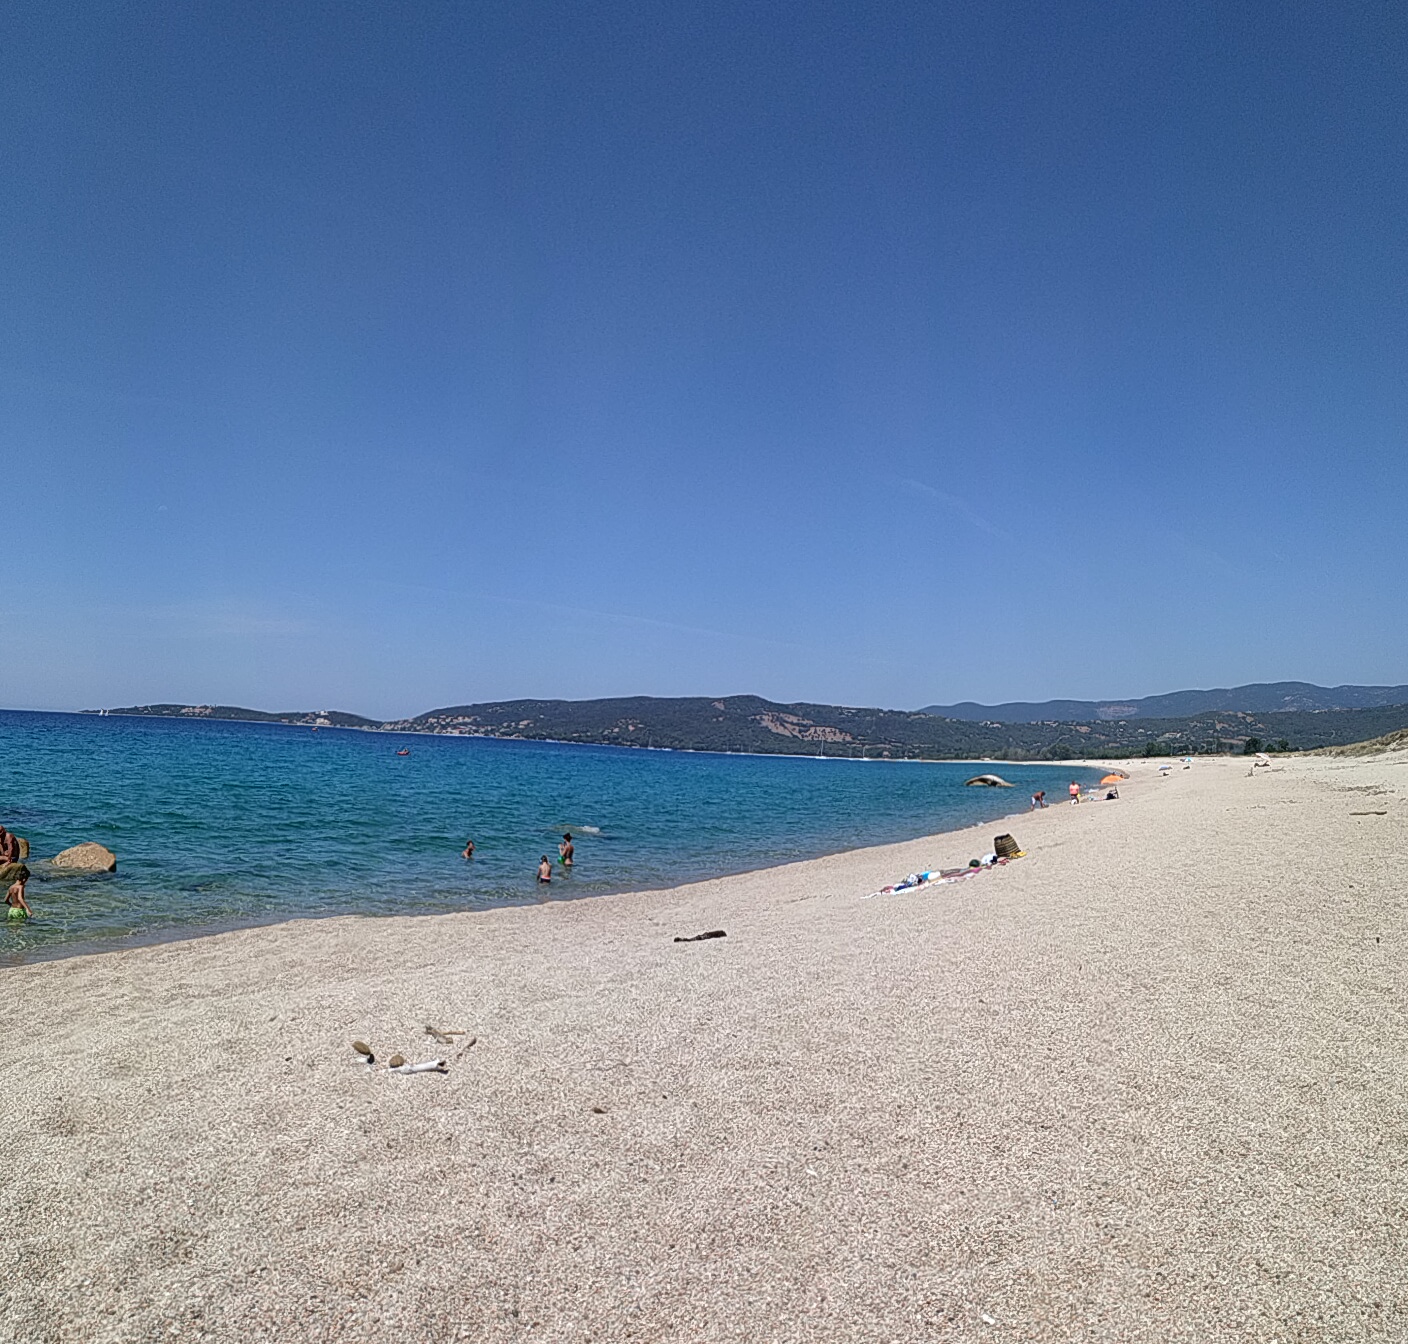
[
  {"xmin": 51, "ymin": 843, "xmax": 117, "ymax": 873},
  {"xmin": 0, "ymin": 862, "xmax": 30, "ymax": 885}
]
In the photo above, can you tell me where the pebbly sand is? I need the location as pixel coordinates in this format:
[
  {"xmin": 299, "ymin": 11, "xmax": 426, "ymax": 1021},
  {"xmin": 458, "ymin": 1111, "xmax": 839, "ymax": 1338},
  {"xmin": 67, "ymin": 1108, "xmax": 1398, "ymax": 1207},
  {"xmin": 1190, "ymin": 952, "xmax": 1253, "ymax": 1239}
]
[{"xmin": 2, "ymin": 754, "xmax": 1406, "ymax": 1343}]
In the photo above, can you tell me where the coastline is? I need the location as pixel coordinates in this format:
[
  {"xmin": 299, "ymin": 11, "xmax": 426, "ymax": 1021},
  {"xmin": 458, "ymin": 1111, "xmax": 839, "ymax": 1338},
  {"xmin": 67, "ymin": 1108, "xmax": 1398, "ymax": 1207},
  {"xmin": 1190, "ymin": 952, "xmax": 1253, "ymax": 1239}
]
[
  {"xmin": 69, "ymin": 706, "xmax": 1187, "ymax": 762},
  {"xmin": 4, "ymin": 755, "xmax": 1111, "ymax": 968},
  {"xmin": 6, "ymin": 752, "xmax": 1404, "ymax": 1340}
]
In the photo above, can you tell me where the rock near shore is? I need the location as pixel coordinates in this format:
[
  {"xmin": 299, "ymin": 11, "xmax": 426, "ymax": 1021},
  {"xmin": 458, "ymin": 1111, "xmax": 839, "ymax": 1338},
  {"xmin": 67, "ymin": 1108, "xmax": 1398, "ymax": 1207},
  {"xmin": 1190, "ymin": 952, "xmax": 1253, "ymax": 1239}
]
[{"xmin": 51, "ymin": 843, "xmax": 117, "ymax": 873}]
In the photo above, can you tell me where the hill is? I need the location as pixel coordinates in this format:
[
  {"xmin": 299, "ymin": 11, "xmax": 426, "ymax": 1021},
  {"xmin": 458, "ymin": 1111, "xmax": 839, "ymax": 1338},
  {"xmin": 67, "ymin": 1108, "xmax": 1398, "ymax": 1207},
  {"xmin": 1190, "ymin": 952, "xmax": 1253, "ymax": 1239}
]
[
  {"xmin": 1314, "ymin": 727, "xmax": 1408, "ymax": 756},
  {"xmin": 100, "ymin": 704, "xmax": 380, "ymax": 729},
  {"xmin": 384, "ymin": 695, "xmax": 1408, "ymax": 760},
  {"xmin": 93, "ymin": 695, "xmax": 1408, "ymax": 760},
  {"xmin": 920, "ymin": 681, "xmax": 1408, "ymax": 722}
]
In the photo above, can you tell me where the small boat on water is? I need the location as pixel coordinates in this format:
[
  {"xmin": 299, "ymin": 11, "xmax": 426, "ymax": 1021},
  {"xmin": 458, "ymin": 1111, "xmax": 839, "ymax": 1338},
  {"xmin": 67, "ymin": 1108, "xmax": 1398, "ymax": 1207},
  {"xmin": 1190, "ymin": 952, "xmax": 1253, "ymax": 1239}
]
[{"xmin": 395, "ymin": 749, "xmax": 411, "ymax": 756}]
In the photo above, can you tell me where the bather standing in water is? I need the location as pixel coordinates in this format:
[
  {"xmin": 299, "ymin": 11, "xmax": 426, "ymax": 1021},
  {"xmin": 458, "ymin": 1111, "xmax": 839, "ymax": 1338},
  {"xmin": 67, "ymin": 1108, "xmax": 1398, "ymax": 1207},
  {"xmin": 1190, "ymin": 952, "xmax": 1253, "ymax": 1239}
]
[
  {"xmin": 537, "ymin": 856, "xmax": 552, "ymax": 884},
  {"xmin": 6, "ymin": 874, "xmax": 31, "ymax": 922},
  {"xmin": 559, "ymin": 832, "xmax": 574, "ymax": 868}
]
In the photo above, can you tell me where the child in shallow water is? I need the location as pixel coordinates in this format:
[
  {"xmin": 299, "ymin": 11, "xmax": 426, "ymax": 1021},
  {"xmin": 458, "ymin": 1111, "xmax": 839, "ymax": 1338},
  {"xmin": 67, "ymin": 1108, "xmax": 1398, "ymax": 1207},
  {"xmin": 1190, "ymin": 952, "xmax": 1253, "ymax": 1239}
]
[
  {"xmin": 6, "ymin": 874, "xmax": 31, "ymax": 922},
  {"xmin": 537, "ymin": 856, "xmax": 552, "ymax": 884}
]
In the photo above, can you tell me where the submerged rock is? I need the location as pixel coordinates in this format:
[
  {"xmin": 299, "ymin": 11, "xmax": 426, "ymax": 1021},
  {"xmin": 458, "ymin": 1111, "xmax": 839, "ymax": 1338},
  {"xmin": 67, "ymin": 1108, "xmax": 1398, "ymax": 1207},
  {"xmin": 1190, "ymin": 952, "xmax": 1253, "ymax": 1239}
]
[
  {"xmin": 0, "ymin": 861, "xmax": 30, "ymax": 885},
  {"xmin": 51, "ymin": 843, "xmax": 117, "ymax": 873}
]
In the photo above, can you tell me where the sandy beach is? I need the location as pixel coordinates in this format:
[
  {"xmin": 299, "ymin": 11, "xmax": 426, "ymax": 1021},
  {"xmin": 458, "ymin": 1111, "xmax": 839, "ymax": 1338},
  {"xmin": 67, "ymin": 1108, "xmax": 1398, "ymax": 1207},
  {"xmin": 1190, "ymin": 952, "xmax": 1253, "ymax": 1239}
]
[{"xmin": 3, "ymin": 753, "xmax": 1405, "ymax": 1343}]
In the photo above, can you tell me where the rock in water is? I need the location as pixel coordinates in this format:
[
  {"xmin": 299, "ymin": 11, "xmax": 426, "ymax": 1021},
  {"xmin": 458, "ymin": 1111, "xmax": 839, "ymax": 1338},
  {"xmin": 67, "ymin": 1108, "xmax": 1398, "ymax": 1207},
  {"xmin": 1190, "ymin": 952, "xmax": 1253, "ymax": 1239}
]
[
  {"xmin": 51, "ymin": 843, "xmax": 117, "ymax": 873},
  {"xmin": 0, "ymin": 862, "xmax": 30, "ymax": 885}
]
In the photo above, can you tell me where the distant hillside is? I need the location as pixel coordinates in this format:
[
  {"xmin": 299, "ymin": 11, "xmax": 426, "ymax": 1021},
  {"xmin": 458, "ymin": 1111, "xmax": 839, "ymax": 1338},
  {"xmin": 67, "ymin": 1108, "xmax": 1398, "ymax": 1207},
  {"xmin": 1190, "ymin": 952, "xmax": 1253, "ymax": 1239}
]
[
  {"xmin": 1315, "ymin": 727, "xmax": 1408, "ymax": 756},
  {"xmin": 920, "ymin": 681, "xmax": 1408, "ymax": 723},
  {"xmin": 99, "ymin": 704, "xmax": 380, "ymax": 729},
  {"xmin": 385, "ymin": 695, "xmax": 1408, "ymax": 760},
  {"xmin": 95, "ymin": 695, "xmax": 1408, "ymax": 760}
]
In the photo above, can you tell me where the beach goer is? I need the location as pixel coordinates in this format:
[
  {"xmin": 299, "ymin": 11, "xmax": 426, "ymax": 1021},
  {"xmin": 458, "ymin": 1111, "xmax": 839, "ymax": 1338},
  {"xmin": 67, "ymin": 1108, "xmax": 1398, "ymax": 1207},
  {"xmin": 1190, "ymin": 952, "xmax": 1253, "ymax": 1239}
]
[
  {"xmin": 1068, "ymin": 781, "xmax": 1081, "ymax": 805},
  {"xmin": 6, "ymin": 874, "xmax": 31, "ymax": 922},
  {"xmin": 462, "ymin": 839, "xmax": 475, "ymax": 859},
  {"xmin": 559, "ymin": 833, "xmax": 574, "ymax": 867},
  {"xmin": 0, "ymin": 827, "xmax": 17, "ymax": 864},
  {"xmin": 1030, "ymin": 791, "xmax": 1046, "ymax": 810},
  {"xmin": 537, "ymin": 856, "xmax": 552, "ymax": 884}
]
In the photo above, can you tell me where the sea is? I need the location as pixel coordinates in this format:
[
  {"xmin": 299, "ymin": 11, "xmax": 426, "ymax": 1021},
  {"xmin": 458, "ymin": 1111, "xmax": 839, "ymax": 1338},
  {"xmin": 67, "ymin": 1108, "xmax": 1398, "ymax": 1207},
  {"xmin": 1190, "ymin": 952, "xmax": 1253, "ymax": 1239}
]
[{"xmin": 0, "ymin": 710, "xmax": 1106, "ymax": 963}]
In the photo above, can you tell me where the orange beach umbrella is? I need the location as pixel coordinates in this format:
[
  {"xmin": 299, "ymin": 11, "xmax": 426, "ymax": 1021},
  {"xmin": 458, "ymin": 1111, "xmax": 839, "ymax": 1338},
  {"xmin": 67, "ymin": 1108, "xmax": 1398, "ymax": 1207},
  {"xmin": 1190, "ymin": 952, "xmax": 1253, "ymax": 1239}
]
[{"xmin": 1100, "ymin": 773, "xmax": 1126, "ymax": 785}]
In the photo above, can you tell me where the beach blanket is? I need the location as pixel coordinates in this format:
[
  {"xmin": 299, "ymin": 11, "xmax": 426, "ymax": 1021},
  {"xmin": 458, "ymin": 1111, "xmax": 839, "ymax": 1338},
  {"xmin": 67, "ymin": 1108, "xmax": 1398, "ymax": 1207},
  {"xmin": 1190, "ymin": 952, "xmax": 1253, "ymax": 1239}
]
[{"xmin": 863, "ymin": 857, "xmax": 1011, "ymax": 900}]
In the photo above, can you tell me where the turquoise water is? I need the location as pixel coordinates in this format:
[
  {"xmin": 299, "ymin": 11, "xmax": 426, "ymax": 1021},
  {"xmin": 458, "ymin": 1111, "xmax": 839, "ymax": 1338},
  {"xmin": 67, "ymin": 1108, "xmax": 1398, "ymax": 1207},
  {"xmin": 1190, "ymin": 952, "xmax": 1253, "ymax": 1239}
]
[{"xmin": 0, "ymin": 711, "xmax": 1103, "ymax": 962}]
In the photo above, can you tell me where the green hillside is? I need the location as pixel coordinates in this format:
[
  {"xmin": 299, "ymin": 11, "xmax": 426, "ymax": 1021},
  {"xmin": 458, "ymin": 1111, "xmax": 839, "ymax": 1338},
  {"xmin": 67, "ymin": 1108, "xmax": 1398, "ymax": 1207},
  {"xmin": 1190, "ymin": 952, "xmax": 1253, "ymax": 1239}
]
[{"xmin": 95, "ymin": 695, "xmax": 1408, "ymax": 759}]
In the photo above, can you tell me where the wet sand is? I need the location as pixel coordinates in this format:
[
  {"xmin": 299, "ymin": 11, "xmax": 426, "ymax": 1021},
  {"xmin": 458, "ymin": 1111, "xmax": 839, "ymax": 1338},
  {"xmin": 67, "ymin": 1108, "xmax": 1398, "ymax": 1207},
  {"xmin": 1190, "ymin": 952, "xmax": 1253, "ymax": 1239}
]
[{"xmin": 2, "ymin": 754, "xmax": 1405, "ymax": 1342}]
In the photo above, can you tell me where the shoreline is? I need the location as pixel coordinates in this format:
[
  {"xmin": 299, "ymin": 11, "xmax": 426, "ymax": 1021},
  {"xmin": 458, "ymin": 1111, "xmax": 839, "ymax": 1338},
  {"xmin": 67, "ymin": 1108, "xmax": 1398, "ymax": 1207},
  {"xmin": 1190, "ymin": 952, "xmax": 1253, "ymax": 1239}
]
[
  {"xmin": 4, "ymin": 761, "xmax": 1118, "ymax": 969},
  {"xmin": 10, "ymin": 752, "xmax": 1402, "ymax": 1340}
]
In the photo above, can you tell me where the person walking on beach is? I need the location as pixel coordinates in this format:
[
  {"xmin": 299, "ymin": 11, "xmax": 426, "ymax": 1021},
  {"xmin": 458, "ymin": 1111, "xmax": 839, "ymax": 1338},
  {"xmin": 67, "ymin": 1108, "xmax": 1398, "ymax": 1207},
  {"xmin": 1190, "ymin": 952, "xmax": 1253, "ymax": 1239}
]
[
  {"xmin": 559, "ymin": 832, "xmax": 574, "ymax": 868},
  {"xmin": 461, "ymin": 839, "xmax": 475, "ymax": 859},
  {"xmin": 537, "ymin": 856, "xmax": 552, "ymax": 884},
  {"xmin": 1068, "ymin": 781, "xmax": 1081, "ymax": 804},
  {"xmin": 6, "ymin": 873, "xmax": 31, "ymax": 922}
]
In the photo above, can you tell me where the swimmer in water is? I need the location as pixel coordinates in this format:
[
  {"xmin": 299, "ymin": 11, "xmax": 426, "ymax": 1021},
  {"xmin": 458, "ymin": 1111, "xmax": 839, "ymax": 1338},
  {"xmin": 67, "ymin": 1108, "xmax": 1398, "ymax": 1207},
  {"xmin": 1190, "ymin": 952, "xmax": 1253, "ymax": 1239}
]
[
  {"xmin": 6, "ymin": 874, "xmax": 31, "ymax": 922},
  {"xmin": 462, "ymin": 839, "xmax": 475, "ymax": 859},
  {"xmin": 537, "ymin": 856, "xmax": 552, "ymax": 884},
  {"xmin": 559, "ymin": 832, "xmax": 574, "ymax": 867}
]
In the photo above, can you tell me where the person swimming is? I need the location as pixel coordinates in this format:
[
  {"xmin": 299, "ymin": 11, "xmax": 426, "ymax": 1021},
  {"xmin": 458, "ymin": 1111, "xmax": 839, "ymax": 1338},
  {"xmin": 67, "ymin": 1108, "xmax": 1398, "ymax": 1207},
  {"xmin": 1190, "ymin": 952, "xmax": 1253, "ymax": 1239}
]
[
  {"xmin": 559, "ymin": 832, "xmax": 574, "ymax": 867},
  {"xmin": 462, "ymin": 839, "xmax": 475, "ymax": 859},
  {"xmin": 6, "ymin": 874, "xmax": 31, "ymax": 922},
  {"xmin": 537, "ymin": 856, "xmax": 552, "ymax": 884}
]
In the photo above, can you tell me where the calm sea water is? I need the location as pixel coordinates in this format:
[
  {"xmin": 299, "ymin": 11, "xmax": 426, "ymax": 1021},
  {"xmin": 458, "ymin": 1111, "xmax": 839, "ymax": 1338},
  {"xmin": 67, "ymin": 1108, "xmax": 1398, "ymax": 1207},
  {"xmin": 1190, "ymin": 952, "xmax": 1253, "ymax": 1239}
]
[{"xmin": 0, "ymin": 711, "xmax": 1104, "ymax": 962}]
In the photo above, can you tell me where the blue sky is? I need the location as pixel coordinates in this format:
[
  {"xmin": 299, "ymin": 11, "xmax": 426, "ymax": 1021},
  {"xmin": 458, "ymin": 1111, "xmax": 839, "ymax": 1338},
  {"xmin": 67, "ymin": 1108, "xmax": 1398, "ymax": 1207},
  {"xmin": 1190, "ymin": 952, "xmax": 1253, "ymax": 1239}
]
[{"xmin": 4, "ymin": 1, "xmax": 1405, "ymax": 717}]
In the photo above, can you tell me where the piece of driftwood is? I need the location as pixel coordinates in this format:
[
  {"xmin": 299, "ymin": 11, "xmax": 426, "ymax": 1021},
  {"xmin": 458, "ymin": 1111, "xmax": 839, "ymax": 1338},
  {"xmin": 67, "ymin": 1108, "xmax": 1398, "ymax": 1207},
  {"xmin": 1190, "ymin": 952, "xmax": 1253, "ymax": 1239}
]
[{"xmin": 674, "ymin": 930, "xmax": 727, "ymax": 942}]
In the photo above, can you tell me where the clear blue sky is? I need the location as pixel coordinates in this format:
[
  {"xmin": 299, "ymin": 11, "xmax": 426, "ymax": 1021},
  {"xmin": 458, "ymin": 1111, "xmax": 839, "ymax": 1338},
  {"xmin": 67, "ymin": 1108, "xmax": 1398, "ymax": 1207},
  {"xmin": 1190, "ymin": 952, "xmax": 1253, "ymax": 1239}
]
[{"xmin": 4, "ymin": 1, "xmax": 1405, "ymax": 717}]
